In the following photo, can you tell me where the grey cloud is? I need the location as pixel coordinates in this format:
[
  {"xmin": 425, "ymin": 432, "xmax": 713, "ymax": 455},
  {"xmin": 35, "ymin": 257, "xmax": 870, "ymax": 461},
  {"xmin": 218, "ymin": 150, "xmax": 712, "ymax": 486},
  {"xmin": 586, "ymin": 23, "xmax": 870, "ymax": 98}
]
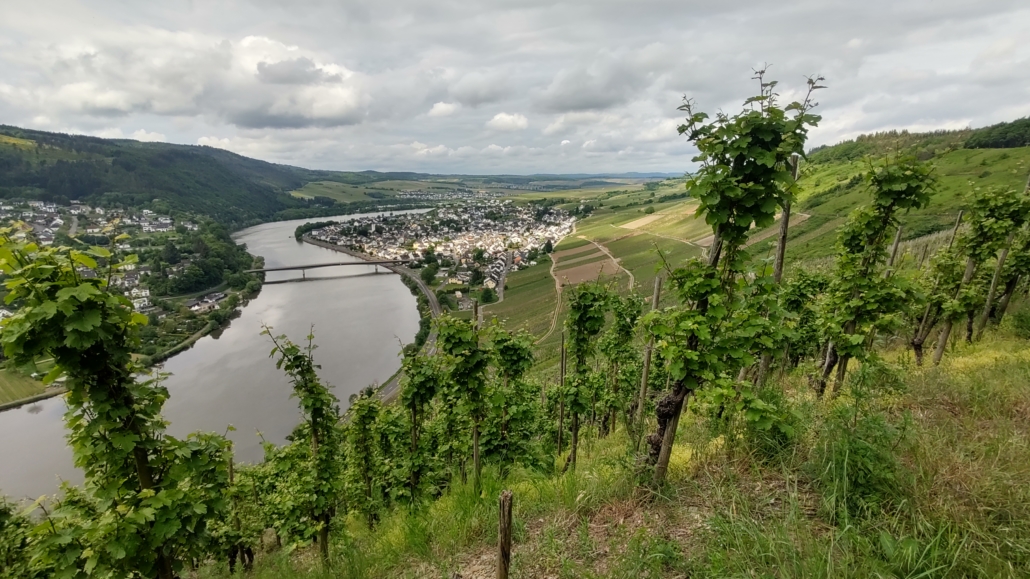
[
  {"xmin": 0, "ymin": 0, "xmax": 1028, "ymax": 173},
  {"xmin": 256, "ymin": 57, "xmax": 342, "ymax": 84},
  {"xmin": 449, "ymin": 71, "xmax": 510, "ymax": 107}
]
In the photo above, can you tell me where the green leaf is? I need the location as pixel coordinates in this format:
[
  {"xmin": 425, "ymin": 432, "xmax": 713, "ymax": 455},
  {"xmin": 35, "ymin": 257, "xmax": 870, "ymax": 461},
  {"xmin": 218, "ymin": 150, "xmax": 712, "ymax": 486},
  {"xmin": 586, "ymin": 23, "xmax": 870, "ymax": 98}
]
[{"xmin": 65, "ymin": 309, "xmax": 102, "ymax": 332}]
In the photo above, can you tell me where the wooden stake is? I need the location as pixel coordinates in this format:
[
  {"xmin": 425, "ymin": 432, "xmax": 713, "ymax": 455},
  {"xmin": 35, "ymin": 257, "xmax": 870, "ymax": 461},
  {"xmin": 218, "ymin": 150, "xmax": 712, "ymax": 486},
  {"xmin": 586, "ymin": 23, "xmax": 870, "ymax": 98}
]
[
  {"xmin": 497, "ymin": 490, "xmax": 513, "ymax": 579},
  {"xmin": 884, "ymin": 225, "xmax": 903, "ymax": 277},
  {"xmin": 557, "ymin": 332, "xmax": 565, "ymax": 454},
  {"xmin": 635, "ymin": 276, "xmax": 662, "ymax": 451}
]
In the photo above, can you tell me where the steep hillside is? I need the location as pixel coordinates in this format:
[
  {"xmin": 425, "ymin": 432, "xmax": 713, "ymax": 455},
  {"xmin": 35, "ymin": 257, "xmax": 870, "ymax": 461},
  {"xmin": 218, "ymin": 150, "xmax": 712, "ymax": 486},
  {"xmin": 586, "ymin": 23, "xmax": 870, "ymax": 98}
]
[
  {"xmin": 0, "ymin": 126, "xmax": 317, "ymax": 227},
  {"xmin": 746, "ymin": 121, "xmax": 1030, "ymax": 263}
]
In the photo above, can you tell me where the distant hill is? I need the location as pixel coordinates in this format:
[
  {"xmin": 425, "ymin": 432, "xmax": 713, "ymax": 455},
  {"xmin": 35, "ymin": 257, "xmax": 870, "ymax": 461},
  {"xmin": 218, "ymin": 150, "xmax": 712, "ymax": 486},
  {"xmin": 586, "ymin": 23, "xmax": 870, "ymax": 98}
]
[{"xmin": 0, "ymin": 125, "xmax": 679, "ymax": 228}]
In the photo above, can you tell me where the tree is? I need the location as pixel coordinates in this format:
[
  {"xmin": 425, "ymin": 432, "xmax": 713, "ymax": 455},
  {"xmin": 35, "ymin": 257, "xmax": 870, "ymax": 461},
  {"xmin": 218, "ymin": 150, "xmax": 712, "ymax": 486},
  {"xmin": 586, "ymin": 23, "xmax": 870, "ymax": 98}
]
[
  {"xmin": 0, "ymin": 233, "xmax": 229, "ymax": 579},
  {"xmin": 481, "ymin": 287, "xmax": 497, "ymax": 304},
  {"xmin": 815, "ymin": 155, "xmax": 936, "ymax": 394},
  {"xmin": 543, "ymin": 239, "xmax": 553, "ymax": 253},
  {"xmin": 421, "ymin": 263, "xmax": 439, "ymax": 285},
  {"xmin": 644, "ymin": 71, "xmax": 822, "ymax": 485},
  {"xmin": 437, "ymin": 315, "xmax": 492, "ymax": 493},
  {"xmin": 263, "ymin": 327, "xmax": 344, "ymax": 564}
]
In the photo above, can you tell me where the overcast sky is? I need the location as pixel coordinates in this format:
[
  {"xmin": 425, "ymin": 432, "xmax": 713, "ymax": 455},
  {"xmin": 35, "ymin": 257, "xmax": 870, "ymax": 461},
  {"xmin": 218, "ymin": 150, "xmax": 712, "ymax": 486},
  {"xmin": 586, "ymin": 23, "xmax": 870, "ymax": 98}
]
[{"xmin": 1, "ymin": 1, "xmax": 1028, "ymax": 174}]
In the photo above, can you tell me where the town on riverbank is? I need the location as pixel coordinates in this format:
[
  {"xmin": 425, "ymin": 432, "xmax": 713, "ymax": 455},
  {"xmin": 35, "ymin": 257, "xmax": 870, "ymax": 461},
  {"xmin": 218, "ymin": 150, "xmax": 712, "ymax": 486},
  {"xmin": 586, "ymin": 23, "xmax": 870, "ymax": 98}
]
[{"xmin": 307, "ymin": 200, "xmax": 574, "ymax": 310}]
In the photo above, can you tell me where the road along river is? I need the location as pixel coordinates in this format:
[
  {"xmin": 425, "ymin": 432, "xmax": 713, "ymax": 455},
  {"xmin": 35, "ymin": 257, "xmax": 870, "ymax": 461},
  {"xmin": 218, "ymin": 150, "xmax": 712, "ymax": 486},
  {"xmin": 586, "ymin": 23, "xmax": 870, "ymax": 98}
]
[{"xmin": 0, "ymin": 211, "xmax": 423, "ymax": 500}]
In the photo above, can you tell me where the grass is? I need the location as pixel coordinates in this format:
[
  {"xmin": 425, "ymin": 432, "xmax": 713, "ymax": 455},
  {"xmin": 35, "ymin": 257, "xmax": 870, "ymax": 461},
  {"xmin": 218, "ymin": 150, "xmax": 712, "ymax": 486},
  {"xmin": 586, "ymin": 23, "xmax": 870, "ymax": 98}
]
[
  {"xmin": 752, "ymin": 145, "xmax": 1030, "ymax": 262},
  {"xmin": 0, "ymin": 367, "xmax": 46, "ymax": 405},
  {"xmin": 199, "ymin": 326, "xmax": 1030, "ymax": 578}
]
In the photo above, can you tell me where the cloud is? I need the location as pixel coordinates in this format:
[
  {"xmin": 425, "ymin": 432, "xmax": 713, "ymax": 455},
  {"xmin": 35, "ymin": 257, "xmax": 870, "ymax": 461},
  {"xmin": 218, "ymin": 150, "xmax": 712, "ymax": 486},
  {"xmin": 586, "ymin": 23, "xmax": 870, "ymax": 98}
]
[
  {"xmin": 0, "ymin": 1, "xmax": 1027, "ymax": 173},
  {"xmin": 450, "ymin": 71, "xmax": 509, "ymax": 107},
  {"xmin": 197, "ymin": 136, "xmax": 233, "ymax": 149},
  {"xmin": 485, "ymin": 112, "xmax": 528, "ymax": 131},
  {"xmin": 131, "ymin": 129, "xmax": 166, "ymax": 142},
  {"xmin": 256, "ymin": 57, "xmax": 343, "ymax": 84},
  {"xmin": 427, "ymin": 101, "xmax": 459, "ymax": 117},
  {"xmin": 91, "ymin": 127, "xmax": 166, "ymax": 141}
]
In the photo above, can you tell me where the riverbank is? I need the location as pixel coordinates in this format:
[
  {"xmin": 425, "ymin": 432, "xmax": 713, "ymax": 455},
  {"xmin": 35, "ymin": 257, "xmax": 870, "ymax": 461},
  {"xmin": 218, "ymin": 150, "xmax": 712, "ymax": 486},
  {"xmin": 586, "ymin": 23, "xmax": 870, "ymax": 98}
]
[
  {"xmin": 301, "ymin": 235, "xmax": 440, "ymax": 402},
  {"xmin": 0, "ymin": 387, "xmax": 66, "ymax": 412}
]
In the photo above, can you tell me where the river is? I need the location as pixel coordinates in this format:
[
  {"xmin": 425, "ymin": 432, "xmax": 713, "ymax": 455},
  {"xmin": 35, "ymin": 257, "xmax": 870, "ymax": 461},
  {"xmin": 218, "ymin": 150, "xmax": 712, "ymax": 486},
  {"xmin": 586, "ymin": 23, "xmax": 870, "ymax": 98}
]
[{"xmin": 0, "ymin": 211, "xmax": 422, "ymax": 501}]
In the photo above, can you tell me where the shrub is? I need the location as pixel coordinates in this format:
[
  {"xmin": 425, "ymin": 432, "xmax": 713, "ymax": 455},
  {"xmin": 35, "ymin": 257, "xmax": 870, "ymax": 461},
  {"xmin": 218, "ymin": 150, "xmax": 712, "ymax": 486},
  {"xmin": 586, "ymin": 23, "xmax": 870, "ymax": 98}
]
[
  {"xmin": 812, "ymin": 361, "xmax": 910, "ymax": 521},
  {"xmin": 742, "ymin": 385, "xmax": 805, "ymax": 462},
  {"xmin": 1010, "ymin": 304, "xmax": 1030, "ymax": 339}
]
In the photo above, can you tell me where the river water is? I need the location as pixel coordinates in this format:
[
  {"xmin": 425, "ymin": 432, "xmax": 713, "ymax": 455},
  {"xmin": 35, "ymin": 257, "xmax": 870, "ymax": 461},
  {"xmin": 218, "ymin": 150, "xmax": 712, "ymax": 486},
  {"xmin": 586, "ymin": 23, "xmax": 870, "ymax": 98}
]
[{"xmin": 0, "ymin": 212, "xmax": 421, "ymax": 500}]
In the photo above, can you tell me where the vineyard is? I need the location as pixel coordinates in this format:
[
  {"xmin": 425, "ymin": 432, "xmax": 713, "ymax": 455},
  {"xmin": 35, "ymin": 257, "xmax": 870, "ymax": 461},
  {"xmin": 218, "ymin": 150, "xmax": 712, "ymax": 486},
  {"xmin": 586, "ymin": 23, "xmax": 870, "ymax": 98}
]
[{"xmin": 3, "ymin": 76, "xmax": 1030, "ymax": 578}]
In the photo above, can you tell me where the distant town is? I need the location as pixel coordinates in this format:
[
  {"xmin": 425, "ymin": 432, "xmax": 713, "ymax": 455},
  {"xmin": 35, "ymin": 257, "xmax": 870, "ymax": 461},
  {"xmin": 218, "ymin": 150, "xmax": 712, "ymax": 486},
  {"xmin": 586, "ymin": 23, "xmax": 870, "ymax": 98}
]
[{"xmin": 308, "ymin": 200, "xmax": 574, "ymax": 308}]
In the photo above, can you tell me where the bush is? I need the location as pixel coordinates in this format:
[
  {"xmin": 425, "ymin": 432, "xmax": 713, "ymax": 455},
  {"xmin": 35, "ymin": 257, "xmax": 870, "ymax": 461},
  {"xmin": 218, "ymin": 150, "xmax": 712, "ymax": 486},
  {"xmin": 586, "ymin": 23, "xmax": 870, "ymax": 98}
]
[
  {"xmin": 742, "ymin": 385, "xmax": 805, "ymax": 462},
  {"xmin": 1010, "ymin": 304, "xmax": 1030, "ymax": 339},
  {"xmin": 644, "ymin": 206, "xmax": 655, "ymax": 215},
  {"xmin": 812, "ymin": 360, "xmax": 910, "ymax": 521}
]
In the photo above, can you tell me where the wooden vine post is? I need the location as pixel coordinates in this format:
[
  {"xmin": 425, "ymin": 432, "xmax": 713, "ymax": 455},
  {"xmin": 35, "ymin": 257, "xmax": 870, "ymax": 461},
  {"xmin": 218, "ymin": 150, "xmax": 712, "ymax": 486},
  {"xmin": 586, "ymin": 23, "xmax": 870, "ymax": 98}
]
[
  {"xmin": 497, "ymin": 490, "xmax": 514, "ymax": 579},
  {"xmin": 634, "ymin": 275, "xmax": 662, "ymax": 450},
  {"xmin": 756, "ymin": 153, "xmax": 800, "ymax": 385}
]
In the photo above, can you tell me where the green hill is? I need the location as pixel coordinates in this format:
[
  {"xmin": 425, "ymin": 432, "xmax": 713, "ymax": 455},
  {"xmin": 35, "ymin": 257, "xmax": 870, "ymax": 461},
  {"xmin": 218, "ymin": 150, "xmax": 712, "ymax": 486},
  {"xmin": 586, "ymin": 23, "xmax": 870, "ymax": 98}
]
[{"xmin": 746, "ymin": 120, "xmax": 1030, "ymax": 263}]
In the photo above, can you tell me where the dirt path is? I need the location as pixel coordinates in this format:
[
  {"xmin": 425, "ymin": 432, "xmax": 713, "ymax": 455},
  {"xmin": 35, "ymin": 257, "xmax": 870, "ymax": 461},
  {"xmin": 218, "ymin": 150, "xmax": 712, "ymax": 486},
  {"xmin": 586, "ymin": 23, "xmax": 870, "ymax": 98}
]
[
  {"xmin": 582, "ymin": 236, "xmax": 634, "ymax": 291},
  {"xmin": 535, "ymin": 226, "xmax": 576, "ymax": 345}
]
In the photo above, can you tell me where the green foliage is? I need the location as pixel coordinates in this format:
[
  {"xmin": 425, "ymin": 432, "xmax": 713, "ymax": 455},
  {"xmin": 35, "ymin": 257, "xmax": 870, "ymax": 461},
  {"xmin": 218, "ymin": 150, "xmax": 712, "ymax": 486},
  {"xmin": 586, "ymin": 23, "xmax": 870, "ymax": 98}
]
[
  {"xmin": 347, "ymin": 389, "xmax": 386, "ymax": 527},
  {"xmin": 1010, "ymin": 304, "xmax": 1030, "ymax": 339},
  {"xmin": 437, "ymin": 315, "xmax": 492, "ymax": 489},
  {"xmin": 420, "ymin": 262, "xmax": 439, "ymax": 284},
  {"xmin": 262, "ymin": 328, "xmax": 344, "ymax": 560},
  {"xmin": 143, "ymin": 221, "xmax": 257, "ymax": 296},
  {"xmin": 962, "ymin": 185, "xmax": 1030, "ymax": 265},
  {"xmin": 678, "ymin": 73, "xmax": 822, "ymax": 247},
  {"xmin": 480, "ymin": 286, "xmax": 497, "ymax": 303},
  {"xmin": 965, "ymin": 117, "xmax": 1030, "ymax": 149},
  {"xmin": 294, "ymin": 220, "xmax": 338, "ymax": 240},
  {"xmin": 0, "ymin": 497, "xmax": 42, "ymax": 578},
  {"xmin": 814, "ymin": 359, "xmax": 910, "ymax": 521},
  {"xmin": 0, "ymin": 232, "xmax": 229, "ymax": 578},
  {"xmin": 820, "ymin": 156, "xmax": 936, "ymax": 363}
]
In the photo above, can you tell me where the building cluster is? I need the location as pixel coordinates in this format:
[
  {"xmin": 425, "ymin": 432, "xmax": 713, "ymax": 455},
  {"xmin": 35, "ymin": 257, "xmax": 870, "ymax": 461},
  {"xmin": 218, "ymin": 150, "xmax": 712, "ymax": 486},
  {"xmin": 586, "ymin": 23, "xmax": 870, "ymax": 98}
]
[
  {"xmin": 184, "ymin": 292, "xmax": 228, "ymax": 313},
  {"xmin": 308, "ymin": 201, "xmax": 573, "ymax": 265},
  {"xmin": 0, "ymin": 200, "xmax": 202, "ymax": 314},
  {"xmin": 0, "ymin": 200, "xmax": 197, "ymax": 249}
]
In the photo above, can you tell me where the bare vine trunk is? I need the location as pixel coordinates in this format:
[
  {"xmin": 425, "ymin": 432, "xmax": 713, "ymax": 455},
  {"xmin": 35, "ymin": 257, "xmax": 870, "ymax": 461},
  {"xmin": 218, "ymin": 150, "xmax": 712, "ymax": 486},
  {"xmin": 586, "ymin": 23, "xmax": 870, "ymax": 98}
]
[
  {"xmin": 934, "ymin": 257, "xmax": 977, "ymax": 365},
  {"xmin": 650, "ymin": 229, "xmax": 723, "ymax": 485},
  {"xmin": 975, "ymin": 231, "xmax": 1016, "ymax": 340},
  {"xmin": 993, "ymin": 274, "xmax": 1021, "ymax": 325}
]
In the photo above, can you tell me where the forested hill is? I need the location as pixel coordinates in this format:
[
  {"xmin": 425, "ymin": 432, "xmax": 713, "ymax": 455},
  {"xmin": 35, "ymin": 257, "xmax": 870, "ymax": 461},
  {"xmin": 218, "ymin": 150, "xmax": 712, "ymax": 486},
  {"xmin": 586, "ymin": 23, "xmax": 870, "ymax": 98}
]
[
  {"xmin": 0, "ymin": 126, "xmax": 451, "ymax": 228},
  {"xmin": 745, "ymin": 117, "xmax": 1030, "ymax": 262}
]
